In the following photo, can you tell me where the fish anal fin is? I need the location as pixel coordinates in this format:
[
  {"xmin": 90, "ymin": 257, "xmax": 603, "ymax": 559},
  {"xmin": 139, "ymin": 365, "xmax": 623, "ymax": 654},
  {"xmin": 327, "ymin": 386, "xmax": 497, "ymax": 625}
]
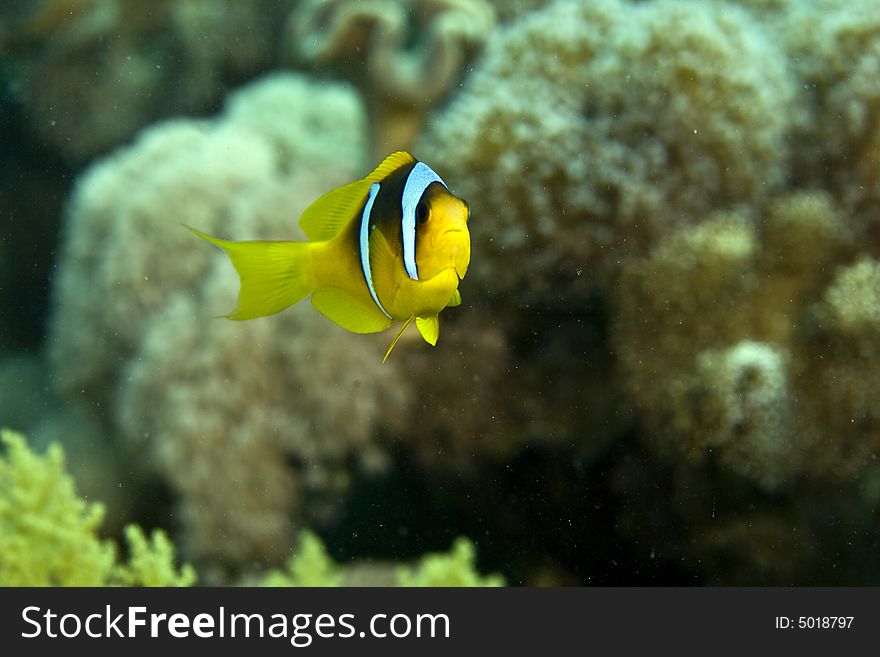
[
  {"xmin": 311, "ymin": 286, "xmax": 393, "ymax": 334},
  {"xmin": 446, "ymin": 289, "xmax": 461, "ymax": 307},
  {"xmin": 415, "ymin": 315, "xmax": 440, "ymax": 346},
  {"xmin": 299, "ymin": 179, "xmax": 372, "ymax": 241}
]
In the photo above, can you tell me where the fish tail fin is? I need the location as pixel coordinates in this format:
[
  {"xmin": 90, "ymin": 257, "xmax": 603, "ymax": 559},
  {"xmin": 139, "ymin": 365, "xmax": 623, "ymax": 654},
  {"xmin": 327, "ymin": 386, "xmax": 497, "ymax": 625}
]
[
  {"xmin": 187, "ymin": 226, "xmax": 316, "ymax": 320},
  {"xmin": 383, "ymin": 315, "xmax": 417, "ymax": 363}
]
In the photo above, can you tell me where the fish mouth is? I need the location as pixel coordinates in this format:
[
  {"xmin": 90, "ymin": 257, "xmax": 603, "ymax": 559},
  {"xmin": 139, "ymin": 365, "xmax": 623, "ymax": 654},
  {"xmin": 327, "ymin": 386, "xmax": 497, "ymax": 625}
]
[
  {"xmin": 438, "ymin": 228, "xmax": 470, "ymax": 279},
  {"xmin": 444, "ymin": 230, "xmax": 471, "ymax": 280}
]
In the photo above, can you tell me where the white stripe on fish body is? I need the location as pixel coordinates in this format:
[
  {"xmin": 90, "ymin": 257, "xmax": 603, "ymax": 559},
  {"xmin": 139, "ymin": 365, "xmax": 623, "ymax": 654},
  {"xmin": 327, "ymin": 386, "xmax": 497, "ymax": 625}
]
[
  {"xmin": 359, "ymin": 182, "xmax": 392, "ymax": 319},
  {"xmin": 401, "ymin": 161, "xmax": 447, "ymax": 281}
]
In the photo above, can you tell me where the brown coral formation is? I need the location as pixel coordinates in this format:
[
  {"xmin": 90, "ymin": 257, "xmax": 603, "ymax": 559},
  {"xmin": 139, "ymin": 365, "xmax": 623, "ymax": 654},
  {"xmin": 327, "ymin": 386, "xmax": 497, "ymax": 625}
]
[
  {"xmin": 612, "ymin": 191, "xmax": 875, "ymax": 490},
  {"xmin": 419, "ymin": 0, "xmax": 796, "ymax": 304},
  {"xmin": 768, "ymin": 0, "xmax": 880, "ymax": 211},
  {"xmin": 285, "ymin": 0, "xmax": 495, "ymax": 157}
]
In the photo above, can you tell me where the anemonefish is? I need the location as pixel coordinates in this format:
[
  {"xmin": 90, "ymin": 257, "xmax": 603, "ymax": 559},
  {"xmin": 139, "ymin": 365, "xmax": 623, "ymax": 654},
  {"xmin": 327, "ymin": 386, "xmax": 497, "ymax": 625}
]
[{"xmin": 189, "ymin": 151, "xmax": 470, "ymax": 361}]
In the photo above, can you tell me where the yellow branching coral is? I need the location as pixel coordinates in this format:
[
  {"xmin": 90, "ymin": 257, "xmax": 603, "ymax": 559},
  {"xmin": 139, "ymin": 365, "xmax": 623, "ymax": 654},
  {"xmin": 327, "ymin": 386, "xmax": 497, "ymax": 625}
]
[
  {"xmin": 396, "ymin": 538, "xmax": 504, "ymax": 587},
  {"xmin": 0, "ymin": 428, "xmax": 115, "ymax": 585},
  {"xmin": 114, "ymin": 526, "xmax": 197, "ymax": 587},
  {"xmin": 262, "ymin": 532, "xmax": 503, "ymax": 587},
  {"xmin": 285, "ymin": 0, "xmax": 495, "ymax": 156},
  {"xmin": 261, "ymin": 531, "xmax": 343, "ymax": 587},
  {"xmin": 0, "ymin": 429, "xmax": 194, "ymax": 586}
]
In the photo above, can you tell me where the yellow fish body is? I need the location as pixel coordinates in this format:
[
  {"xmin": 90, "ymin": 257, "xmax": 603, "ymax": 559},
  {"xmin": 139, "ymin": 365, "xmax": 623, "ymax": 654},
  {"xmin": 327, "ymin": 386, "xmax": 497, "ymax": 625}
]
[{"xmin": 190, "ymin": 151, "xmax": 470, "ymax": 360}]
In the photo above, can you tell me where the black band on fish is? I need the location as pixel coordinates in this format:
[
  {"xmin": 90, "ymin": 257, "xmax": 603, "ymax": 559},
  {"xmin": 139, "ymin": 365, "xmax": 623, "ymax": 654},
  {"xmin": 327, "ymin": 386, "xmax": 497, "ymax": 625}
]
[
  {"xmin": 401, "ymin": 162, "xmax": 446, "ymax": 281},
  {"xmin": 359, "ymin": 182, "xmax": 392, "ymax": 319}
]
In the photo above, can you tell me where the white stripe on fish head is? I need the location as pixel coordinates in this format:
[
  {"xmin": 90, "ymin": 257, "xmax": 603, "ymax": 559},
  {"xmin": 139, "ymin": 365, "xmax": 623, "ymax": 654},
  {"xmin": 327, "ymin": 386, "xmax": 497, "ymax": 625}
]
[{"xmin": 401, "ymin": 161, "xmax": 446, "ymax": 281}]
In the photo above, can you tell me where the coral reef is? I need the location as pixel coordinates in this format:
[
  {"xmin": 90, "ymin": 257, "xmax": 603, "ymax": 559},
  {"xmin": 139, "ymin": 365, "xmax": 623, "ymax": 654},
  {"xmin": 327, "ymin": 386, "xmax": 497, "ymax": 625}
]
[
  {"xmin": 762, "ymin": 0, "xmax": 880, "ymax": 212},
  {"xmin": 49, "ymin": 73, "xmax": 407, "ymax": 568},
  {"xmin": 0, "ymin": 429, "xmax": 194, "ymax": 586},
  {"xmin": 608, "ymin": 187, "xmax": 880, "ymax": 582},
  {"xmin": 612, "ymin": 191, "xmax": 870, "ymax": 489},
  {"xmin": 285, "ymin": 0, "xmax": 495, "ymax": 157},
  {"xmin": 418, "ymin": 0, "xmax": 795, "ymax": 303},
  {"xmin": 10, "ymin": 0, "xmax": 880, "ymax": 588},
  {"xmin": 801, "ymin": 257, "xmax": 880, "ymax": 479}
]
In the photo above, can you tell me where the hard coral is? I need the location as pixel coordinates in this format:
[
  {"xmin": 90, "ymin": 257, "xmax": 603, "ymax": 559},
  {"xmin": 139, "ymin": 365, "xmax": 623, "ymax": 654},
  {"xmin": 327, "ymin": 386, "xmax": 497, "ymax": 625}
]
[
  {"xmin": 612, "ymin": 191, "xmax": 880, "ymax": 489},
  {"xmin": 769, "ymin": 0, "xmax": 880, "ymax": 212},
  {"xmin": 419, "ymin": 0, "xmax": 795, "ymax": 303},
  {"xmin": 802, "ymin": 257, "xmax": 880, "ymax": 479},
  {"xmin": 689, "ymin": 341, "xmax": 794, "ymax": 489},
  {"xmin": 285, "ymin": 0, "xmax": 495, "ymax": 157}
]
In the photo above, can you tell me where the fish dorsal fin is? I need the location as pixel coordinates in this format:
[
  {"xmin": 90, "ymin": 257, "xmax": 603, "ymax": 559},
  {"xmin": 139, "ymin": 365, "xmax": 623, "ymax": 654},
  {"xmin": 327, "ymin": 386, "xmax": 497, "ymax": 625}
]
[
  {"xmin": 446, "ymin": 289, "xmax": 461, "ymax": 307},
  {"xmin": 368, "ymin": 223, "xmax": 401, "ymax": 305},
  {"xmin": 415, "ymin": 315, "xmax": 440, "ymax": 346},
  {"xmin": 366, "ymin": 151, "xmax": 416, "ymax": 184},
  {"xmin": 311, "ymin": 287, "xmax": 393, "ymax": 334},
  {"xmin": 299, "ymin": 178, "xmax": 372, "ymax": 241},
  {"xmin": 298, "ymin": 152, "xmax": 416, "ymax": 242}
]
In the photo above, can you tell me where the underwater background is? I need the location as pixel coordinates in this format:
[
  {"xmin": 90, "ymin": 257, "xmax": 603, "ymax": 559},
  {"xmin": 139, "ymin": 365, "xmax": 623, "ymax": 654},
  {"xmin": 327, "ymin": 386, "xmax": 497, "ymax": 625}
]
[{"xmin": 2, "ymin": 0, "xmax": 880, "ymax": 586}]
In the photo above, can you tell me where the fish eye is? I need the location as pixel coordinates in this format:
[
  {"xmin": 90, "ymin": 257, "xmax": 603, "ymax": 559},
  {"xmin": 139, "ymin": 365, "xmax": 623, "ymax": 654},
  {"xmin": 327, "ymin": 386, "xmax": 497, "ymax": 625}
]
[{"xmin": 416, "ymin": 201, "xmax": 429, "ymax": 225}]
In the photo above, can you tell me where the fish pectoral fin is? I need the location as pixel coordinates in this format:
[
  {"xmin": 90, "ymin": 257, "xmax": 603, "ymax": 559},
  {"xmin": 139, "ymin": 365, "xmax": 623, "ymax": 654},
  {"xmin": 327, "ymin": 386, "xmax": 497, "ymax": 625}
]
[
  {"xmin": 446, "ymin": 289, "xmax": 461, "ymax": 307},
  {"xmin": 298, "ymin": 179, "xmax": 372, "ymax": 241},
  {"xmin": 311, "ymin": 287, "xmax": 393, "ymax": 334},
  {"xmin": 415, "ymin": 315, "xmax": 440, "ymax": 346},
  {"xmin": 368, "ymin": 224, "xmax": 402, "ymax": 295},
  {"xmin": 384, "ymin": 315, "xmax": 416, "ymax": 363},
  {"xmin": 187, "ymin": 226, "xmax": 314, "ymax": 320}
]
